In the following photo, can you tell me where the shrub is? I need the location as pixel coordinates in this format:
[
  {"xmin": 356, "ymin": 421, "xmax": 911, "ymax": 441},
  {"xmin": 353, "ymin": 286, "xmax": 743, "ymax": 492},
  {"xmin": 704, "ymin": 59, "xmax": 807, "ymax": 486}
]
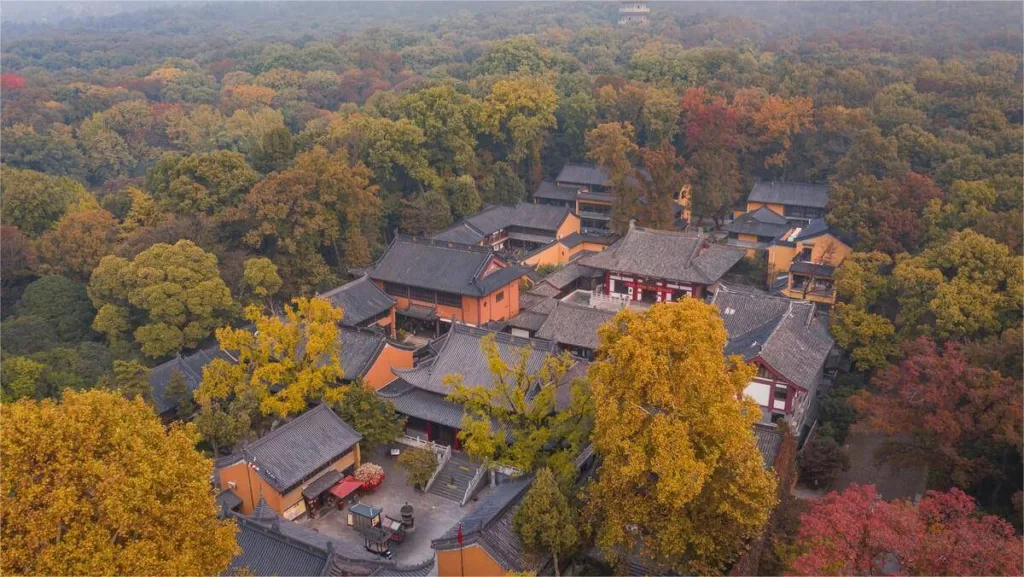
[
  {"xmin": 397, "ymin": 446, "xmax": 438, "ymax": 489},
  {"xmin": 354, "ymin": 462, "xmax": 385, "ymax": 485},
  {"xmin": 799, "ymin": 437, "xmax": 851, "ymax": 489}
]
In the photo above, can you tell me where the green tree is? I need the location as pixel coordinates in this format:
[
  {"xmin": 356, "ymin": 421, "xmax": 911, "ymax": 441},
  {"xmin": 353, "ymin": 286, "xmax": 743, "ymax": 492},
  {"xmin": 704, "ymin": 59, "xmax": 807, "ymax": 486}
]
[
  {"xmin": 194, "ymin": 395, "xmax": 254, "ymax": 456},
  {"xmin": 0, "ymin": 167, "xmax": 97, "ymax": 237},
  {"xmin": 447, "ymin": 175, "xmax": 482, "ymax": 219},
  {"xmin": 233, "ymin": 146, "xmax": 381, "ymax": 293},
  {"xmin": 586, "ymin": 301, "xmax": 777, "ymax": 575},
  {"xmin": 242, "ymin": 257, "xmax": 283, "ymax": 309},
  {"xmin": 830, "ymin": 303, "xmax": 900, "ymax": 372},
  {"xmin": 513, "ymin": 467, "xmax": 579, "ymax": 577},
  {"xmin": 28, "ymin": 343, "xmax": 114, "ymax": 399},
  {"xmin": 395, "ymin": 85, "xmax": 481, "ymax": 177},
  {"xmin": 480, "ymin": 77, "xmax": 558, "ymax": 184},
  {"xmin": 798, "ymin": 437, "xmax": 851, "ymax": 489},
  {"xmin": 87, "ymin": 240, "xmax": 235, "ymax": 358},
  {"xmin": 446, "ymin": 334, "xmax": 592, "ymax": 480},
  {"xmin": 586, "ymin": 122, "xmax": 640, "ymax": 233},
  {"xmin": 397, "ymin": 446, "xmax": 438, "ymax": 489},
  {"xmin": 0, "ymin": 356, "xmax": 45, "ymax": 403},
  {"xmin": 35, "ymin": 209, "xmax": 120, "ymax": 282},
  {"xmin": 0, "ymin": 316, "xmax": 58, "ymax": 355},
  {"xmin": 1, "ymin": 389, "xmax": 239, "ymax": 575},
  {"xmin": 401, "ymin": 189, "xmax": 453, "ymax": 235},
  {"xmin": 146, "ymin": 151, "xmax": 259, "ymax": 216},
  {"xmin": 15, "ymin": 275, "xmax": 96, "ymax": 343},
  {"xmin": 480, "ymin": 161, "xmax": 526, "ymax": 205},
  {"xmin": 167, "ymin": 369, "xmax": 196, "ymax": 420},
  {"xmin": 251, "ymin": 125, "xmax": 295, "ymax": 173},
  {"xmin": 331, "ymin": 382, "xmax": 406, "ymax": 452},
  {"xmin": 108, "ymin": 359, "xmax": 154, "ymax": 405}
]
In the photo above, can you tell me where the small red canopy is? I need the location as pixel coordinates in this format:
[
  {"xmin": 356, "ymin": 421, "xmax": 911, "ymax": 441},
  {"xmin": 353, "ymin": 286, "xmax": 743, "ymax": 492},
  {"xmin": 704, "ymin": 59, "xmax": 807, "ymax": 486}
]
[{"xmin": 329, "ymin": 477, "xmax": 363, "ymax": 500}]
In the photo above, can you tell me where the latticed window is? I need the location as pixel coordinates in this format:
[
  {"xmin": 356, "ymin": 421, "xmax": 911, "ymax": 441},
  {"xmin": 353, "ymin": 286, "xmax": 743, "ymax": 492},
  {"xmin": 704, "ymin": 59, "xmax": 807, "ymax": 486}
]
[
  {"xmin": 408, "ymin": 286, "xmax": 435, "ymax": 303},
  {"xmin": 383, "ymin": 282, "xmax": 408, "ymax": 297},
  {"xmin": 436, "ymin": 291, "xmax": 461, "ymax": 308}
]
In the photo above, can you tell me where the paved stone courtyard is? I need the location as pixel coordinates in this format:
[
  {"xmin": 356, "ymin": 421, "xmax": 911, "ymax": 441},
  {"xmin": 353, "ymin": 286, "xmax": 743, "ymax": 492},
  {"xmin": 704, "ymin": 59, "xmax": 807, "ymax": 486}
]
[{"xmin": 302, "ymin": 446, "xmax": 485, "ymax": 565}]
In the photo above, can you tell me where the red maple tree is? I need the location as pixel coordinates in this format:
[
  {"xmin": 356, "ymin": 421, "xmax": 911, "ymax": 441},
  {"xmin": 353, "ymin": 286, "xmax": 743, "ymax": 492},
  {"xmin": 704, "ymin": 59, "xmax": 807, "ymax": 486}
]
[
  {"xmin": 789, "ymin": 484, "xmax": 1022, "ymax": 576},
  {"xmin": 851, "ymin": 337, "xmax": 1023, "ymax": 488}
]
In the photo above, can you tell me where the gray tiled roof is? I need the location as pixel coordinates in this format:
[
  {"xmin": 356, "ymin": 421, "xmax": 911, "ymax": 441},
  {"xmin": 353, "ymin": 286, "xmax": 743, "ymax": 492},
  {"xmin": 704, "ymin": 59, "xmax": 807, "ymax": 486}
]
[
  {"xmin": 338, "ymin": 326, "xmax": 387, "ymax": 381},
  {"xmin": 320, "ymin": 276, "xmax": 395, "ymax": 327},
  {"xmin": 433, "ymin": 203, "xmax": 572, "ymax": 245},
  {"xmin": 711, "ymin": 286, "xmax": 834, "ymax": 393},
  {"xmin": 748, "ymin": 181, "xmax": 829, "ymax": 209},
  {"xmin": 149, "ymin": 345, "xmax": 236, "ymax": 415},
  {"xmin": 433, "ymin": 477, "xmax": 539, "ymax": 573},
  {"xmin": 557, "ymin": 163, "xmax": 610, "ymax": 187},
  {"xmin": 366, "ymin": 236, "xmax": 527, "ymax": 297},
  {"xmin": 506, "ymin": 309, "xmax": 552, "ymax": 332},
  {"xmin": 526, "ymin": 282, "xmax": 560, "ymax": 298},
  {"xmin": 507, "ymin": 295, "xmax": 559, "ymax": 332},
  {"xmin": 725, "ymin": 206, "xmax": 791, "ymax": 238},
  {"xmin": 432, "ymin": 222, "xmax": 485, "ymax": 244},
  {"xmin": 393, "ymin": 324, "xmax": 557, "ymax": 396},
  {"xmin": 793, "ymin": 217, "xmax": 829, "ymax": 241},
  {"xmin": 377, "ymin": 379, "xmax": 465, "ymax": 429},
  {"xmin": 471, "ymin": 204, "xmax": 572, "ymax": 236},
  {"xmin": 535, "ymin": 301, "xmax": 614, "ymax": 351},
  {"xmin": 753, "ymin": 423, "xmax": 784, "ymax": 468},
  {"xmin": 578, "ymin": 226, "xmax": 745, "ymax": 285},
  {"xmin": 244, "ymin": 404, "xmax": 362, "ymax": 494},
  {"xmin": 228, "ymin": 515, "xmax": 332, "ymax": 576},
  {"xmin": 215, "ymin": 489, "xmax": 242, "ymax": 511},
  {"xmin": 559, "ymin": 232, "xmax": 618, "ymax": 249},
  {"xmin": 533, "ymin": 180, "xmax": 580, "ymax": 202},
  {"xmin": 790, "ymin": 261, "xmax": 836, "ymax": 278}
]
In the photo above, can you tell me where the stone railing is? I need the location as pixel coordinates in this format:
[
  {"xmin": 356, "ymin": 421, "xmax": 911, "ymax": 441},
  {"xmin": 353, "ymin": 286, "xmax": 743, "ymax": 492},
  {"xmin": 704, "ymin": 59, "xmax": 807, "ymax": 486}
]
[
  {"xmin": 461, "ymin": 461, "xmax": 488, "ymax": 506},
  {"xmin": 396, "ymin": 434, "xmax": 451, "ymax": 493},
  {"xmin": 424, "ymin": 444, "xmax": 452, "ymax": 494}
]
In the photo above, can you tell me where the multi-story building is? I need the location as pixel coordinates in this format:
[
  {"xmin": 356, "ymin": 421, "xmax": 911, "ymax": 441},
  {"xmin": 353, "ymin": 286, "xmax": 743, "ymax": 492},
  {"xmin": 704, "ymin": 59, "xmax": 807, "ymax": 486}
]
[
  {"xmin": 215, "ymin": 404, "xmax": 363, "ymax": 519},
  {"xmin": 432, "ymin": 203, "xmax": 580, "ymax": 255},
  {"xmin": 618, "ymin": 0, "xmax": 650, "ymax": 25},
  {"xmin": 740, "ymin": 181, "xmax": 829, "ymax": 226},
  {"xmin": 364, "ymin": 236, "xmax": 529, "ymax": 334},
  {"xmin": 320, "ymin": 274, "xmax": 397, "ymax": 337},
  {"xmin": 577, "ymin": 223, "xmax": 746, "ymax": 302},
  {"xmin": 711, "ymin": 285, "xmax": 835, "ymax": 437},
  {"xmin": 767, "ymin": 218, "xmax": 853, "ymax": 305}
]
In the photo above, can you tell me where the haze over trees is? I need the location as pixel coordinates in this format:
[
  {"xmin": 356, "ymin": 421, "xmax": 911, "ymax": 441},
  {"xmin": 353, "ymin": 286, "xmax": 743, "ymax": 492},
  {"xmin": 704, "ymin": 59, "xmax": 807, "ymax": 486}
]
[{"xmin": 0, "ymin": 2, "xmax": 1021, "ymax": 574}]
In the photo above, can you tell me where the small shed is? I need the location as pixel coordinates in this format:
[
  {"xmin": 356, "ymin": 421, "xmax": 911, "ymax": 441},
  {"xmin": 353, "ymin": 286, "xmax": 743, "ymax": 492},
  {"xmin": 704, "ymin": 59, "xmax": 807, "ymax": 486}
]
[{"xmin": 347, "ymin": 502, "xmax": 382, "ymax": 530}]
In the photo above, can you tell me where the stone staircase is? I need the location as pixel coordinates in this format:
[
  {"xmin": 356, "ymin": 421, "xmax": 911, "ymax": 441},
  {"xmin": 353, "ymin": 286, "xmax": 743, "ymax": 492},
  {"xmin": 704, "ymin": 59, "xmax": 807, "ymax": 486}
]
[{"xmin": 428, "ymin": 453, "xmax": 479, "ymax": 503}]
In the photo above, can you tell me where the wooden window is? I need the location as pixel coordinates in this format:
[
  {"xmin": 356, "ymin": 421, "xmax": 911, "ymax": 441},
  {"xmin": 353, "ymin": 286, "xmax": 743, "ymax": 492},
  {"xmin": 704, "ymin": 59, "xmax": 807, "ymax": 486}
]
[
  {"xmin": 436, "ymin": 291, "xmax": 461, "ymax": 308},
  {"xmin": 383, "ymin": 282, "xmax": 407, "ymax": 298},
  {"xmin": 408, "ymin": 286, "xmax": 434, "ymax": 303},
  {"xmin": 495, "ymin": 291, "xmax": 504, "ymax": 302}
]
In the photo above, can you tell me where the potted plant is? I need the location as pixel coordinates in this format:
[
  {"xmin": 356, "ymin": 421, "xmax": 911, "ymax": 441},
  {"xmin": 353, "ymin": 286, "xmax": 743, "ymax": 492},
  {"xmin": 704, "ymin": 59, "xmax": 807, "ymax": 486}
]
[{"xmin": 355, "ymin": 462, "xmax": 385, "ymax": 491}]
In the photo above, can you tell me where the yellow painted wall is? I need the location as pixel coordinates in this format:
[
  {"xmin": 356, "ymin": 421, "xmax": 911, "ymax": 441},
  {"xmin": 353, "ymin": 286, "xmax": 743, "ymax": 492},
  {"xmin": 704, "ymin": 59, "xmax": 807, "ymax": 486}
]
[
  {"xmin": 806, "ymin": 234, "xmax": 852, "ymax": 265},
  {"xmin": 362, "ymin": 344, "xmax": 414, "ymax": 390},
  {"xmin": 523, "ymin": 238, "xmax": 612, "ymax": 268},
  {"xmin": 767, "ymin": 244, "xmax": 798, "ymax": 278},
  {"xmin": 218, "ymin": 446, "xmax": 360, "ymax": 515},
  {"xmin": 556, "ymin": 213, "xmax": 580, "ymax": 239},
  {"xmin": 437, "ymin": 545, "xmax": 506, "ymax": 577},
  {"xmin": 745, "ymin": 201, "xmax": 785, "ymax": 215},
  {"xmin": 522, "ymin": 242, "xmax": 568, "ymax": 267}
]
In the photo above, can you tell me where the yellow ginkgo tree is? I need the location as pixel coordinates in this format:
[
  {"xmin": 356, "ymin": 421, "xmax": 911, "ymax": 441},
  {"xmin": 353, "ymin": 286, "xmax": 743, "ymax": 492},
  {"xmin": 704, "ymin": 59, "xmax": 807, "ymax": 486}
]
[
  {"xmin": 1, "ymin": 389, "xmax": 238, "ymax": 576},
  {"xmin": 585, "ymin": 299, "xmax": 777, "ymax": 576},
  {"xmin": 195, "ymin": 297, "xmax": 344, "ymax": 448}
]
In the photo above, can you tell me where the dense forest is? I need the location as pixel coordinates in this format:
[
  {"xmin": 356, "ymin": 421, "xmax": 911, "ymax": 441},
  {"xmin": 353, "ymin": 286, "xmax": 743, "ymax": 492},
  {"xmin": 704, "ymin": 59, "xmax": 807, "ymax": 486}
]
[{"xmin": 1, "ymin": 0, "xmax": 1021, "ymax": 539}]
